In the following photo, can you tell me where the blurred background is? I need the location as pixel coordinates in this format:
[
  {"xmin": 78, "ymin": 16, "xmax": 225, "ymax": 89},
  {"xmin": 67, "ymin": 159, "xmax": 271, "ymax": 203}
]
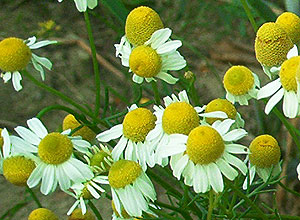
[{"xmin": 1, "ymin": 0, "xmax": 300, "ymax": 219}]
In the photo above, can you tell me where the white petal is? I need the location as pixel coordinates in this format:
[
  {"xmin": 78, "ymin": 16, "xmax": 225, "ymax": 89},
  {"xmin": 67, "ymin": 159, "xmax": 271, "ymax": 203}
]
[
  {"xmin": 2, "ymin": 128, "xmax": 11, "ymax": 158},
  {"xmin": 27, "ymin": 163, "xmax": 45, "ymax": 188},
  {"xmin": 29, "ymin": 40, "xmax": 57, "ymax": 49},
  {"xmin": 257, "ymin": 79, "xmax": 281, "ymax": 99},
  {"xmin": 157, "ymin": 40, "xmax": 182, "ymax": 54},
  {"xmin": 26, "ymin": 36, "xmax": 37, "ymax": 46},
  {"xmin": 132, "ymin": 74, "xmax": 144, "ymax": 84},
  {"xmin": 283, "ymin": 90, "xmax": 298, "ymax": 118},
  {"xmin": 265, "ymin": 88, "xmax": 284, "ymax": 114},
  {"xmin": 207, "ymin": 163, "xmax": 223, "ymax": 192},
  {"xmin": 199, "ymin": 111, "xmax": 228, "ymax": 119},
  {"xmin": 12, "ymin": 71, "xmax": 22, "ymax": 91},
  {"xmin": 87, "ymin": 0, "xmax": 97, "ymax": 9},
  {"xmin": 222, "ymin": 129, "xmax": 247, "ymax": 142},
  {"xmin": 2, "ymin": 72, "xmax": 11, "ymax": 83},
  {"xmin": 15, "ymin": 126, "xmax": 41, "ymax": 145},
  {"xmin": 57, "ymin": 165, "xmax": 71, "ymax": 190},
  {"xmin": 173, "ymin": 154, "xmax": 189, "ymax": 180},
  {"xmin": 287, "ymin": 44, "xmax": 298, "ymax": 59},
  {"xmin": 67, "ymin": 200, "xmax": 80, "ymax": 216},
  {"xmin": 213, "ymin": 119, "xmax": 235, "ymax": 136},
  {"xmin": 111, "ymin": 136, "xmax": 128, "ymax": 161},
  {"xmin": 10, "ymin": 136, "xmax": 38, "ymax": 153},
  {"xmin": 223, "ymin": 152, "xmax": 247, "ymax": 175},
  {"xmin": 96, "ymin": 124, "xmax": 123, "ymax": 142},
  {"xmin": 225, "ymin": 144, "xmax": 249, "ymax": 154},
  {"xmin": 41, "ymin": 165, "xmax": 55, "ymax": 195},
  {"xmin": 216, "ymin": 158, "xmax": 238, "ymax": 181},
  {"xmin": 27, "ymin": 118, "xmax": 48, "ymax": 139},
  {"xmin": 156, "ymin": 72, "xmax": 178, "ymax": 84},
  {"xmin": 161, "ymin": 51, "xmax": 186, "ymax": 70},
  {"xmin": 87, "ymin": 184, "xmax": 100, "ymax": 199},
  {"xmin": 145, "ymin": 28, "xmax": 171, "ymax": 49}
]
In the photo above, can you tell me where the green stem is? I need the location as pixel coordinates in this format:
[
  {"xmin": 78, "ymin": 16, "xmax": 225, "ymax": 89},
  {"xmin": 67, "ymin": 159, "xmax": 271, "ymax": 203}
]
[
  {"xmin": 88, "ymin": 201, "xmax": 103, "ymax": 220},
  {"xmin": 26, "ymin": 187, "xmax": 42, "ymax": 208},
  {"xmin": 155, "ymin": 201, "xmax": 193, "ymax": 220},
  {"xmin": 84, "ymin": 11, "xmax": 101, "ymax": 117},
  {"xmin": 22, "ymin": 70, "xmax": 104, "ymax": 126},
  {"xmin": 151, "ymin": 81, "xmax": 161, "ymax": 105},
  {"xmin": 272, "ymin": 107, "xmax": 300, "ymax": 151},
  {"xmin": 149, "ymin": 207, "xmax": 183, "ymax": 220},
  {"xmin": 207, "ymin": 190, "xmax": 214, "ymax": 220},
  {"xmin": 240, "ymin": 213, "xmax": 300, "ymax": 220},
  {"xmin": 227, "ymin": 181, "xmax": 268, "ymax": 220},
  {"xmin": 240, "ymin": 0, "xmax": 258, "ymax": 32},
  {"xmin": 36, "ymin": 104, "xmax": 80, "ymax": 119},
  {"xmin": 278, "ymin": 181, "xmax": 300, "ymax": 197}
]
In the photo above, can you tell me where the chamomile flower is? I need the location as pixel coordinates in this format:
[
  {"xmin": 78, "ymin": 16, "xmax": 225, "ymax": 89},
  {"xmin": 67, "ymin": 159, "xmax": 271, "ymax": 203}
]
[
  {"xmin": 0, "ymin": 36, "xmax": 56, "ymax": 91},
  {"xmin": 112, "ymin": 200, "xmax": 134, "ymax": 220},
  {"xmin": 255, "ymin": 22, "xmax": 296, "ymax": 79},
  {"xmin": 12, "ymin": 117, "xmax": 93, "ymax": 195},
  {"xmin": 109, "ymin": 160, "xmax": 156, "ymax": 217},
  {"xmin": 58, "ymin": 0, "xmax": 97, "ymax": 12},
  {"xmin": 276, "ymin": 12, "xmax": 300, "ymax": 44},
  {"xmin": 202, "ymin": 98, "xmax": 244, "ymax": 128},
  {"xmin": 243, "ymin": 135, "xmax": 281, "ymax": 189},
  {"xmin": 223, "ymin": 65, "xmax": 260, "ymax": 105},
  {"xmin": 258, "ymin": 56, "xmax": 300, "ymax": 118},
  {"xmin": 0, "ymin": 128, "xmax": 38, "ymax": 186},
  {"xmin": 28, "ymin": 208, "xmax": 59, "ymax": 220},
  {"xmin": 97, "ymin": 104, "xmax": 156, "ymax": 170},
  {"xmin": 68, "ymin": 209, "xmax": 96, "ymax": 220},
  {"xmin": 84, "ymin": 144, "xmax": 113, "ymax": 174},
  {"xmin": 67, "ymin": 175, "xmax": 109, "ymax": 215},
  {"xmin": 115, "ymin": 28, "xmax": 186, "ymax": 84},
  {"xmin": 63, "ymin": 114, "xmax": 96, "ymax": 142},
  {"xmin": 160, "ymin": 119, "xmax": 248, "ymax": 193},
  {"xmin": 146, "ymin": 90, "xmax": 227, "ymax": 166}
]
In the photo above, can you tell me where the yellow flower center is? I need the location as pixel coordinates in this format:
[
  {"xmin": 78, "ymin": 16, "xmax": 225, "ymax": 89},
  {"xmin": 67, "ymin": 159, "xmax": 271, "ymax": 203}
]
[
  {"xmin": 0, "ymin": 37, "xmax": 32, "ymax": 72},
  {"xmin": 125, "ymin": 6, "xmax": 164, "ymax": 46},
  {"xmin": 3, "ymin": 156, "xmax": 36, "ymax": 186},
  {"xmin": 279, "ymin": 56, "xmax": 300, "ymax": 91},
  {"xmin": 108, "ymin": 160, "xmax": 142, "ymax": 189},
  {"xmin": 123, "ymin": 107, "xmax": 156, "ymax": 142},
  {"xmin": 63, "ymin": 114, "xmax": 96, "ymax": 142},
  {"xmin": 223, "ymin": 65, "xmax": 254, "ymax": 95},
  {"xmin": 162, "ymin": 102, "xmax": 199, "ymax": 135},
  {"xmin": 205, "ymin": 98, "xmax": 237, "ymax": 124},
  {"xmin": 68, "ymin": 208, "xmax": 95, "ymax": 220},
  {"xmin": 38, "ymin": 132, "xmax": 73, "ymax": 165},
  {"xmin": 28, "ymin": 208, "xmax": 59, "ymax": 220},
  {"xmin": 90, "ymin": 151, "xmax": 111, "ymax": 172},
  {"xmin": 186, "ymin": 126, "xmax": 225, "ymax": 164},
  {"xmin": 255, "ymin": 22, "xmax": 293, "ymax": 66},
  {"xmin": 276, "ymin": 12, "xmax": 300, "ymax": 44},
  {"xmin": 112, "ymin": 201, "xmax": 131, "ymax": 218},
  {"xmin": 129, "ymin": 45, "xmax": 162, "ymax": 78},
  {"xmin": 249, "ymin": 135, "xmax": 281, "ymax": 168}
]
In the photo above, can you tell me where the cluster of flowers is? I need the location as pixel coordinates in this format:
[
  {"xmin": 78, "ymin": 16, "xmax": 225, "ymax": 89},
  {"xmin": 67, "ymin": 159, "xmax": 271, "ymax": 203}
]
[{"xmin": 0, "ymin": 2, "xmax": 299, "ymax": 219}]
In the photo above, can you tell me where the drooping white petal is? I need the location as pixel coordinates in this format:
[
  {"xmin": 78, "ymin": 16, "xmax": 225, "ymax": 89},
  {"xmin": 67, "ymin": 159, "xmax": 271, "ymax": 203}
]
[
  {"xmin": 96, "ymin": 124, "xmax": 123, "ymax": 142},
  {"xmin": 67, "ymin": 200, "xmax": 80, "ymax": 216},
  {"xmin": 111, "ymin": 136, "xmax": 128, "ymax": 161},
  {"xmin": 287, "ymin": 44, "xmax": 298, "ymax": 59},
  {"xmin": 173, "ymin": 154, "xmax": 189, "ymax": 180},
  {"xmin": 27, "ymin": 163, "xmax": 45, "ymax": 188},
  {"xmin": 264, "ymin": 88, "xmax": 284, "ymax": 114},
  {"xmin": 206, "ymin": 163, "xmax": 223, "ymax": 192},
  {"xmin": 29, "ymin": 40, "xmax": 57, "ymax": 49},
  {"xmin": 41, "ymin": 165, "xmax": 55, "ymax": 195},
  {"xmin": 156, "ymin": 72, "xmax": 178, "ymax": 84},
  {"xmin": 223, "ymin": 152, "xmax": 247, "ymax": 175},
  {"xmin": 12, "ymin": 71, "xmax": 22, "ymax": 91},
  {"xmin": 161, "ymin": 51, "xmax": 186, "ymax": 70},
  {"xmin": 57, "ymin": 165, "xmax": 71, "ymax": 190},
  {"xmin": 216, "ymin": 158, "xmax": 238, "ymax": 181},
  {"xmin": 257, "ymin": 79, "xmax": 281, "ymax": 99},
  {"xmin": 283, "ymin": 90, "xmax": 298, "ymax": 118},
  {"xmin": 2, "ymin": 128, "xmax": 11, "ymax": 158}
]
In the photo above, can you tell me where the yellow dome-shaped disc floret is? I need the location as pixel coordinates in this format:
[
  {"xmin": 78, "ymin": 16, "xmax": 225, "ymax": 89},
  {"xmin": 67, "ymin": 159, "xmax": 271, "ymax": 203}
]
[
  {"xmin": 162, "ymin": 102, "xmax": 199, "ymax": 135},
  {"xmin": 28, "ymin": 208, "xmax": 59, "ymax": 220},
  {"xmin": 129, "ymin": 45, "xmax": 162, "ymax": 78},
  {"xmin": 255, "ymin": 22, "xmax": 293, "ymax": 67},
  {"xmin": 186, "ymin": 126, "xmax": 225, "ymax": 165},
  {"xmin": 123, "ymin": 107, "xmax": 156, "ymax": 142},
  {"xmin": 249, "ymin": 135, "xmax": 281, "ymax": 168},
  {"xmin": 276, "ymin": 12, "xmax": 300, "ymax": 44},
  {"xmin": 38, "ymin": 132, "xmax": 73, "ymax": 165},
  {"xmin": 68, "ymin": 208, "xmax": 96, "ymax": 220},
  {"xmin": 108, "ymin": 160, "xmax": 142, "ymax": 189},
  {"xmin": 223, "ymin": 66, "xmax": 254, "ymax": 95},
  {"xmin": 279, "ymin": 56, "xmax": 300, "ymax": 91},
  {"xmin": 205, "ymin": 99, "xmax": 237, "ymax": 124},
  {"xmin": 63, "ymin": 114, "xmax": 96, "ymax": 142},
  {"xmin": 3, "ymin": 156, "xmax": 36, "ymax": 186},
  {"xmin": 125, "ymin": 6, "xmax": 164, "ymax": 46},
  {"xmin": 0, "ymin": 37, "xmax": 32, "ymax": 72},
  {"xmin": 112, "ymin": 201, "xmax": 131, "ymax": 218},
  {"xmin": 90, "ymin": 150, "xmax": 111, "ymax": 171}
]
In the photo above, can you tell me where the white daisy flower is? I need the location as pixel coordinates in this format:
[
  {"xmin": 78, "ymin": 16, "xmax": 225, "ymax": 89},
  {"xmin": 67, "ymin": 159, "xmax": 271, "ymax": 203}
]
[
  {"xmin": 12, "ymin": 117, "xmax": 93, "ymax": 195},
  {"xmin": 0, "ymin": 36, "xmax": 57, "ymax": 91},
  {"xmin": 258, "ymin": 56, "xmax": 300, "ymax": 118},
  {"xmin": 146, "ymin": 90, "xmax": 227, "ymax": 167},
  {"xmin": 115, "ymin": 28, "xmax": 186, "ymax": 84},
  {"xmin": 159, "ymin": 119, "xmax": 248, "ymax": 193},
  {"xmin": 201, "ymin": 98, "xmax": 244, "ymax": 128},
  {"xmin": 83, "ymin": 144, "xmax": 113, "ymax": 174},
  {"xmin": 223, "ymin": 65, "xmax": 260, "ymax": 105},
  {"xmin": 243, "ymin": 135, "xmax": 281, "ymax": 189},
  {"xmin": 58, "ymin": 0, "xmax": 97, "ymax": 12},
  {"xmin": 109, "ymin": 160, "xmax": 156, "ymax": 217},
  {"xmin": 96, "ymin": 104, "xmax": 157, "ymax": 171},
  {"xmin": 66, "ymin": 175, "xmax": 109, "ymax": 215}
]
